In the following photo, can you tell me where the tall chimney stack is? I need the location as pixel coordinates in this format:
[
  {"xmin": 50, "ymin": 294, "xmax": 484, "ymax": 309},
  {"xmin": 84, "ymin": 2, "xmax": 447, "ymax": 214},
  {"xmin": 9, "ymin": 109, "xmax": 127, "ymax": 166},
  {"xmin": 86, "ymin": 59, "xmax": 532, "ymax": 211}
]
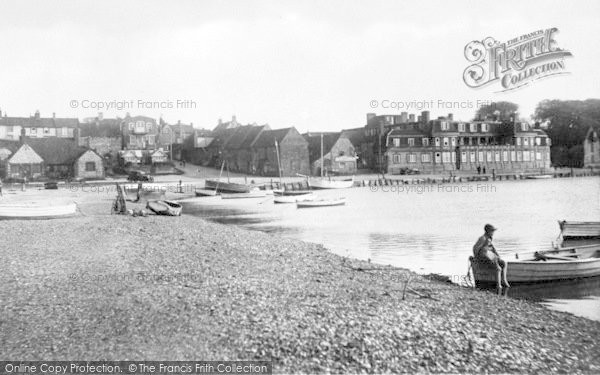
[{"xmin": 409, "ymin": 114, "xmax": 415, "ymax": 122}]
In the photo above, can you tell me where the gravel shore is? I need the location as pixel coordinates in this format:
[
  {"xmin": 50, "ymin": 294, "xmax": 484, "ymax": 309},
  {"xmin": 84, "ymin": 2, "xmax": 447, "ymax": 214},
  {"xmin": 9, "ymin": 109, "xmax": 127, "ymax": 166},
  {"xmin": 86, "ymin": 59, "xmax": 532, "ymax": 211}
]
[{"xmin": 1, "ymin": 189, "xmax": 599, "ymax": 373}]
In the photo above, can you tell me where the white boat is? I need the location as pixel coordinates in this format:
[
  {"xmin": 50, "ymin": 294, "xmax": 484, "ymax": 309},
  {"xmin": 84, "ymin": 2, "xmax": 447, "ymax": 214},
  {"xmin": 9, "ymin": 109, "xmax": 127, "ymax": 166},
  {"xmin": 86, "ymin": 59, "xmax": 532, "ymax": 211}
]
[
  {"xmin": 273, "ymin": 189, "xmax": 313, "ymax": 196},
  {"xmin": 274, "ymin": 192, "xmax": 315, "ymax": 204},
  {"xmin": 297, "ymin": 197, "xmax": 346, "ymax": 208},
  {"xmin": 308, "ymin": 176, "xmax": 354, "ymax": 189},
  {"xmin": 220, "ymin": 191, "xmax": 268, "ymax": 199},
  {"xmin": 470, "ymin": 243, "xmax": 600, "ymax": 284},
  {"xmin": 195, "ymin": 188, "xmax": 218, "ymax": 197},
  {"xmin": 558, "ymin": 220, "xmax": 600, "ymax": 247},
  {"xmin": 526, "ymin": 174, "xmax": 553, "ymax": 179},
  {"xmin": 0, "ymin": 202, "xmax": 77, "ymax": 220}
]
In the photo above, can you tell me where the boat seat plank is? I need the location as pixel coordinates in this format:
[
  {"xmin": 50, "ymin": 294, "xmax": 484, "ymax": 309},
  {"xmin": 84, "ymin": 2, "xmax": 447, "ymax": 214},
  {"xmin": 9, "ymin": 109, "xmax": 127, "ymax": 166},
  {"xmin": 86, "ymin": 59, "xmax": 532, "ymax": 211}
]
[{"xmin": 535, "ymin": 253, "xmax": 578, "ymax": 261}]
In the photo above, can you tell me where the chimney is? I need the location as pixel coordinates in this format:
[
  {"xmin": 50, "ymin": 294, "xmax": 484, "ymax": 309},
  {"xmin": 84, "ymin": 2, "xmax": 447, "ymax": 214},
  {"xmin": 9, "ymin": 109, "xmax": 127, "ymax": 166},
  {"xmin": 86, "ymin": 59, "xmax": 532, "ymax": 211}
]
[
  {"xmin": 0, "ymin": 108, "xmax": 2, "ymax": 117},
  {"xmin": 448, "ymin": 113, "xmax": 453, "ymax": 121},
  {"xmin": 52, "ymin": 112, "xmax": 56, "ymax": 118},
  {"xmin": 400, "ymin": 112, "xmax": 408, "ymax": 123},
  {"xmin": 98, "ymin": 112, "xmax": 103, "ymax": 121},
  {"xmin": 125, "ymin": 112, "xmax": 130, "ymax": 118},
  {"xmin": 366, "ymin": 113, "xmax": 376, "ymax": 123},
  {"xmin": 417, "ymin": 115, "xmax": 422, "ymax": 123},
  {"xmin": 409, "ymin": 114, "xmax": 415, "ymax": 122},
  {"xmin": 232, "ymin": 115, "xmax": 237, "ymax": 125},
  {"xmin": 177, "ymin": 120, "xmax": 181, "ymax": 125},
  {"xmin": 34, "ymin": 110, "xmax": 40, "ymax": 119},
  {"xmin": 421, "ymin": 111, "xmax": 430, "ymax": 123}
]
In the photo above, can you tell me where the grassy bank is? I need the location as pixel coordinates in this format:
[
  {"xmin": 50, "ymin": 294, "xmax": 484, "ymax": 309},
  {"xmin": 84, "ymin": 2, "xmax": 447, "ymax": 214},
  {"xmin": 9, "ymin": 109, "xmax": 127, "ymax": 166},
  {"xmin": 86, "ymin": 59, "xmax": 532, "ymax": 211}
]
[{"xmin": 0, "ymin": 191, "xmax": 599, "ymax": 373}]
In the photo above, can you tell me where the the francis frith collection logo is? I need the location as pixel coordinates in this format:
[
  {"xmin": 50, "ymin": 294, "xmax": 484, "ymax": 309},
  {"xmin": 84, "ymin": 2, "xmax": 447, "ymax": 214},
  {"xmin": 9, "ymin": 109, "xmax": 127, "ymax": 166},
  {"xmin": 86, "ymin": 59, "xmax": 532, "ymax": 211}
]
[{"xmin": 463, "ymin": 28, "xmax": 572, "ymax": 92}]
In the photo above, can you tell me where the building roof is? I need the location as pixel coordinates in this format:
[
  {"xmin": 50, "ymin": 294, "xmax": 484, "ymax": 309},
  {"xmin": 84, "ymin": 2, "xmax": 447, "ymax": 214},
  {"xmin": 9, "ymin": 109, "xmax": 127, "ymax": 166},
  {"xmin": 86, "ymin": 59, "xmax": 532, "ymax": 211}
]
[
  {"xmin": 24, "ymin": 137, "xmax": 92, "ymax": 165},
  {"xmin": 0, "ymin": 139, "xmax": 20, "ymax": 153},
  {"xmin": 223, "ymin": 124, "xmax": 269, "ymax": 150},
  {"xmin": 79, "ymin": 118, "xmax": 121, "ymax": 137},
  {"xmin": 0, "ymin": 115, "xmax": 79, "ymax": 128},
  {"xmin": 304, "ymin": 132, "xmax": 342, "ymax": 162},
  {"xmin": 341, "ymin": 127, "xmax": 366, "ymax": 147},
  {"xmin": 388, "ymin": 128, "xmax": 429, "ymax": 137},
  {"xmin": 253, "ymin": 128, "xmax": 296, "ymax": 149}
]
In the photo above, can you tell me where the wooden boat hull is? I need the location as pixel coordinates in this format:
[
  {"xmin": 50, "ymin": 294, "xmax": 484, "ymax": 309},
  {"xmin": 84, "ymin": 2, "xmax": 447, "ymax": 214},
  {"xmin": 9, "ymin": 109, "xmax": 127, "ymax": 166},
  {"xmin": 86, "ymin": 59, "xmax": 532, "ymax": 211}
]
[
  {"xmin": 471, "ymin": 244, "xmax": 600, "ymax": 284},
  {"xmin": 274, "ymin": 189, "xmax": 313, "ymax": 196},
  {"xmin": 221, "ymin": 191, "xmax": 268, "ymax": 199},
  {"xmin": 274, "ymin": 193, "xmax": 314, "ymax": 204},
  {"xmin": 205, "ymin": 180, "xmax": 252, "ymax": 193},
  {"xmin": 308, "ymin": 177, "xmax": 354, "ymax": 189},
  {"xmin": 297, "ymin": 198, "xmax": 346, "ymax": 208},
  {"xmin": 146, "ymin": 200, "xmax": 182, "ymax": 216},
  {"xmin": 0, "ymin": 202, "xmax": 77, "ymax": 220},
  {"xmin": 195, "ymin": 189, "xmax": 218, "ymax": 197}
]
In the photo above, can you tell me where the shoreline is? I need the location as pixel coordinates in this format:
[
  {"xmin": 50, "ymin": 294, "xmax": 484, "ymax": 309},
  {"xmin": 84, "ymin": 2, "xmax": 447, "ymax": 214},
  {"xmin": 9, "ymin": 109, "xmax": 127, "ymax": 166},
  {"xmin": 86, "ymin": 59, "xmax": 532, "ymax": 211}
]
[{"xmin": 1, "ymin": 191, "xmax": 600, "ymax": 372}]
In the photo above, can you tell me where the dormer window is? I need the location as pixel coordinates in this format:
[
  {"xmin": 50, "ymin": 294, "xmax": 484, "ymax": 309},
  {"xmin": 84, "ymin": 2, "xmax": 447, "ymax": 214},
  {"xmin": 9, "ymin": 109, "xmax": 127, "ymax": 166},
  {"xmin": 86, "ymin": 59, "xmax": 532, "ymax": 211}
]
[
  {"xmin": 441, "ymin": 121, "xmax": 449, "ymax": 131},
  {"xmin": 459, "ymin": 123, "xmax": 465, "ymax": 132},
  {"xmin": 521, "ymin": 123, "xmax": 528, "ymax": 131},
  {"xmin": 481, "ymin": 123, "xmax": 488, "ymax": 132},
  {"xmin": 470, "ymin": 123, "xmax": 477, "ymax": 132},
  {"xmin": 422, "ymin": 138, "xmax": 429, "ymax": 146},
  {"xmin": 408, "ymin": 138, "xmax": 415, "ymax": 146}
]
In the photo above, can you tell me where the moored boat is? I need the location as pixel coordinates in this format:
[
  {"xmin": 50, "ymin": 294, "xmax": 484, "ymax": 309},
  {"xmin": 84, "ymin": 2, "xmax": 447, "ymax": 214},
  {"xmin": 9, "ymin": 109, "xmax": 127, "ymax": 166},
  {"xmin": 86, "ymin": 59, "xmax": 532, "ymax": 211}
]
[
  {"xmin": 308, "ymin": 176, "xmax": 354, "ymax": 189},
  {"xmin": 297, "ymin": 197, "xmax": 346, "ymax": 208},
  {"xmin": 273, "ymin": 189, "xmax": 313, "ymax": 196},
  {"xmin": 470, "ymin": 243, "xmax": 600, "ymax": 284},
  {"xmin": 220, "ymin": 191, "xmax": 268, "ymax": 199},
  {"xmin": 274, "ymin": 192, "xmax": 315, "ymax": 204},
  {"xmin": 195, "ymin": 188, "xmax": 218, "ymax": 197},
  {"xmin": 146, "ymin": 200, "xmax": 182, "ymax": 216},
  {"xmin": 525, "ymin": 174, "xmax": 553, "ymax": 179},
  {"xmin": 558, "ymin": 220, "xmax": 600, "ymax": 247},
  {"xmin": 0, "ymin": 202, "xmax": 78, "ymax": 220},
  {"xmin": 204, "ymin": 179, "xmax": 253, "ymax": 193}
]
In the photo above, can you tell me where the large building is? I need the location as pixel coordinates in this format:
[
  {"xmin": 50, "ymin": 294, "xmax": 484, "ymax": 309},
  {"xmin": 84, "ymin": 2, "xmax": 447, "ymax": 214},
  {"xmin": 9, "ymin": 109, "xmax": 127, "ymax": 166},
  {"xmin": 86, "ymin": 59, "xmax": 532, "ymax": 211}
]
[
  {"xmin": 303, "ymin": 132, "xmax": 357, "ymax": 176},
  {"xmin": 384, "ymin": 114, "xmax": 552, "ymax": 174}
]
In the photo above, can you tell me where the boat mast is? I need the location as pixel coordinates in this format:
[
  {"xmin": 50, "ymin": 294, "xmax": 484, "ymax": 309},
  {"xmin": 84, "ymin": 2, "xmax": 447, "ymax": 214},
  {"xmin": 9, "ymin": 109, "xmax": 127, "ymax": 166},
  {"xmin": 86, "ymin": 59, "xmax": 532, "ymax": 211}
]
[
  {"xmin": 320, "ymin": 133, "xmax": 324, "ymax": 178},
  {"xmin": 275, "ymin": 140, "xmax": 283, "ymax": 188}
]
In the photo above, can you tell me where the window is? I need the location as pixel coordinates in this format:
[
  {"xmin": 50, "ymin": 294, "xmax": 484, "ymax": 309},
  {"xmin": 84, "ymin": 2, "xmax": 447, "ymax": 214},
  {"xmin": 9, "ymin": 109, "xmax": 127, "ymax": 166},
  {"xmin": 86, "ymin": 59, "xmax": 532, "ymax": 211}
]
[
  {"xmin": 510, "ymin": 151, "xmax": 516, "ymax": 161},
  {"xmin": 521, "ymin": 123, "xmax": 528, "ymax": 131},
  {"xmin": 442, "ymin": 152, "xmax": 450, "ymax": 163},
  {"xmin": 523, "ymin": 151, "xmax": 530, "ymax": 161},
  {"xmin": 129, "ymin": 122, "xmax": 134, "ymax": 130},
  {"xmin": 495, "ymin": 151, "xmax": 500, "ymax": 162},
  {"xmin": 435, "ymin": 138, "xmax": 441, "ymax": 147},
  {"xmin": 393, "ymin": 154, "xmax": 400, "ymax": 163},
  {"xmin": 408, "ymin": 154, "xmax": 417, "ymax": 163},
  {"xmin": 486, "ymin": 151, "xmax": 492, "ymax": 162},
  {"xmin": 451, "ymin": 137, "xmax": 456, "ymax": 147},
  {"xmin": 461, "ymin": 152, "xmax": 467, "ymax": 163},
  {"xmin": 517, "ymin": 151, "xmax": 523, "ymax": 161},
  {"xmin": 31, "ymin": 127, "xmax": 37, "ymax": 134},
  {"xmin": 421, "ymin": 153, "xmax": 431, "ymax": 162},
  {"xmin": 441, "ymin": 121, "xmax": 449, "ymax": 131},
  {"xmin": 470, "ymin": 123, "xmax": 477, "ymax": 132},
  {"xmin": 148, "ymin": 135, "xmax": 155, "ymax": 145},
  {"xmin": 535, "ymin": 137, "xmax": 541, "ymax": 146},
  {"xmin": 451, "ymin": 152, "xmax": 456, "ymax": 163},
  {"xmin": 408, "ymin": 138, "xmax": 415, "ymax": 146},
  {"xmin": 481, "ymin": 123, "xmax": 488, "ymax": 132},
  {"xmin": 502, "ymin": 151, "xmax": 508, "ymax": 162},
  {"xmin": 338, "ymin": 162, "xmax": 345, "ymax": 168},
  {"xmin": 470, "ymin": 152, "xmax": 476, "ymax": 162},
  {"xmin": 435, "ymin": 152, "xmax": 441, "ymax": 163},
  {"xmin": 530, "ymin": 151, "xmax": 535, "ymax": 161},
  {"xmin": 422, "ymin": 138, "xmax": 429, "ymax": 146},
  {"xmin": 523, "ymin": 137, "xmax": 529, "ymax": 146},
  {"xmin": 478, "ymin": 151, "xmax": 484, "ymax": 162},
  {"xmin": 393, "ymin": 138, "xmax": 400, "ymax": 147},
  {"xmin": 6, "ymin": 126, "xmax": 13, "ymax": 132},
  {"xmin": 44, "ymin": 128, "xmax": 50, "ymax": 134},
  {"xmin": 459, "ymin": 123, "xmax": 465, "ymax": 132},
  {"xmin": 443, "ymin": 137, "xmax": 449, "ymax": 147},
  {"xmin": 536, "ymin": 152, "xmax": 542, "ymax": 160},
  {"xmin": 85, "ymin": 162, "xmax": 96, "ymax": 171},
  {"xmin": 516, "ymin": 137, "xmax": 521, "ymax": 146}
]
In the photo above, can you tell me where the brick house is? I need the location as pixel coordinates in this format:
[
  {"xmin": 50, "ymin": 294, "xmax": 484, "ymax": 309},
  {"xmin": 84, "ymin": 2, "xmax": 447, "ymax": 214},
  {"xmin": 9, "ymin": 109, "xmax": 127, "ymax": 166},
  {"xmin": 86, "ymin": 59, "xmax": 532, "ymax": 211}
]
[
  {"xmin": 7, "ymin": 138, "xmax": 104, "ymax": 180},
  {"xmin": 120, "ymin": 114, "xmax": 160, "ymax": 164},
  {"xmin": 304, "ymin": 132, "xmax": 357, "ymax": 176},
  {"xmin": 385, "ymin": 118, "xmax": 552, "ymax": 174},
  {"xmin": 252, "ymin": 127, "xmax": 310, "ymax": 177}
]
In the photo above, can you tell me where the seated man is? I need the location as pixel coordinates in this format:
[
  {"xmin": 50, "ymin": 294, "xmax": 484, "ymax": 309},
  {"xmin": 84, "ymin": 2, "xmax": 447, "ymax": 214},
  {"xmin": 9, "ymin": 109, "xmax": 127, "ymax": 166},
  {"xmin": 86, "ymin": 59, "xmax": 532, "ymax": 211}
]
[{"xmin": 473, "ymin": 224, "xmax": 510, "ymax": 290}]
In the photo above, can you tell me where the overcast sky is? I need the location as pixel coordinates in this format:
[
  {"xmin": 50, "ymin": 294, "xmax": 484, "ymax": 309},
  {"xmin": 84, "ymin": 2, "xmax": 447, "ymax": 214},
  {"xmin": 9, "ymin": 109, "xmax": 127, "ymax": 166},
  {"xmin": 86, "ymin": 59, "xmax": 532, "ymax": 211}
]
[{"xmin": 0, "ymin": 0, "xmax": 598, "ymax": 131}]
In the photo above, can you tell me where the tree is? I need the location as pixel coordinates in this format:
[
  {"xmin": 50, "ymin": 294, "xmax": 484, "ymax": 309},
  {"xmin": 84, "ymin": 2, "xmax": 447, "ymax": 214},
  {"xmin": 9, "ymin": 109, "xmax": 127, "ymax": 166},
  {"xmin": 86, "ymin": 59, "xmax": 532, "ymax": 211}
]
[
  {"xmin": 534, "ymin": 99, "xmax": 600, "ymax": 167},
  {"xmin": 475, "ymin": 101, "xmax": 519, "ymax": 121}
]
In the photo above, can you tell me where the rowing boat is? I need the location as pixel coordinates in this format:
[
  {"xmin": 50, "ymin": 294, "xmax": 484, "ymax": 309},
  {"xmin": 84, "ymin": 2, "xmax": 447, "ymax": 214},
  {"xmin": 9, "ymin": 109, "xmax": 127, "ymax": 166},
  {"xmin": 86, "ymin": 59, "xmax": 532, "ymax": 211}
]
[
  {"xmin": 0, "ymin": 202, "xmax": 77, "ymax": 220},
  {"xmin": 308, "ymin": 176, "xmax": 354, "ymax": 189},
  {"xmin": 195, "ymin": 188, "xmax": 218, "ymax": 197},
  {"xmin": 274, "ymin": 192, "xmax": 315, "ymax": 204},
  {"xmin": 204, "ymin": 179, "xmax": 253, "ymax": 193},
  {"xmin": 297, "ymin": 197, "xmax": 346, "ymax": 208},
  {"xmin": 558, "ymin": 220, "xmax": 600, "ymax": 247},
  {"xmin": 220, "ymin": 191, "xmax": 268, "ymax": 199},
  {"xmin": 146, "ymin": 200, "xmax": 182, "ymax": 216},
  {"xmin": 470, "ymin": 243, "xmax": 600, "ymax": 284}
]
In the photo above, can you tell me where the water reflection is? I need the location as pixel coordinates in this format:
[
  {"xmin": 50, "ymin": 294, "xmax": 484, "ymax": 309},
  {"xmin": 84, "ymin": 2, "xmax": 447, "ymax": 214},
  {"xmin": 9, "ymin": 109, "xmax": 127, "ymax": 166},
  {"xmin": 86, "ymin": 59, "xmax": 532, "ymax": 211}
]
[{"xmin": 182, "ymin": 177, "xmax": 600, "ymax": 321}]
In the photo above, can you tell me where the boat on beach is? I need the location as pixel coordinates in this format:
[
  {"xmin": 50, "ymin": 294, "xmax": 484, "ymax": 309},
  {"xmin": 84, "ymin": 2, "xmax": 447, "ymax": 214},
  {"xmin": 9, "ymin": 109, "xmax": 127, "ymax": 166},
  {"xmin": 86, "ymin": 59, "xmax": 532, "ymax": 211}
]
[
  {"xmin": 470, "ymin": 243, "xmax": 600, "ymax": 285},
  {"xmin": 274, "ymin": 192, "xmax": 315, "ymax": 204},
  {"xmin": 204, "ymin": 179, "xmax": 254, "ymax": 193},
  {"xmin": 0, "ymin": 202, "xmax": 78, "ymax": 220},
  {"xmin": 195, "ymin": 188, "xmax": 219, "ymax": 197},
  {"xmin": 220, "ymin": 191, "xmax": 268, "ymax": 199},
  {"xmin": 308, "ymin": 176, "xmax": 354, "ymax": 189},
  {"xmin": 526, "ymin": 174, "xmax": 554, "ymax": 180},
  {"xmin": 146, "ymin": 200, "xmax": 182, "ymax": 216},
  {"xmin": 297, "ymin": 197, "xmax": 346, "ymax": 208}
]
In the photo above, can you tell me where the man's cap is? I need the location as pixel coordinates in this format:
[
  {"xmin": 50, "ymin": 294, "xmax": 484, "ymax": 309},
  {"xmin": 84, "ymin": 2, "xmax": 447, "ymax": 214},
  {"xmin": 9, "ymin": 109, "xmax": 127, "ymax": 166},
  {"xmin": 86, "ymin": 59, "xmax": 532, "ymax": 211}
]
[{"xmin": 484, "ymin": 223, "xmax": 497, "ymax": 232}]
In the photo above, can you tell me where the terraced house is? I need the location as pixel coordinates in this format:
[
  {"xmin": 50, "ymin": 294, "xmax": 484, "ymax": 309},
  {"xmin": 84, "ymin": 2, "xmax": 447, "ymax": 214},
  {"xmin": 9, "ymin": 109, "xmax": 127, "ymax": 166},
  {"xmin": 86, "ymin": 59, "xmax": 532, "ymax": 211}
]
[
  {"xmin": 385, "ymin": 114, "xmax": 552, "ymax": 174},
  {"xmin": 0, "ymin": 110, "xmax": 79, "ymax": 140}
]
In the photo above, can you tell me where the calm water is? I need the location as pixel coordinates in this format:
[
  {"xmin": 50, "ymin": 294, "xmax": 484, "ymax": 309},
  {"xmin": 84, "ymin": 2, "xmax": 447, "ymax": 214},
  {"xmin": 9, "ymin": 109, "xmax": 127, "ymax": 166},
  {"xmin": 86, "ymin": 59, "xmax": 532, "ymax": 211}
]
[{"xmin": 182, "ymin": 177, "xmax": 600, "ymax": 321}]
